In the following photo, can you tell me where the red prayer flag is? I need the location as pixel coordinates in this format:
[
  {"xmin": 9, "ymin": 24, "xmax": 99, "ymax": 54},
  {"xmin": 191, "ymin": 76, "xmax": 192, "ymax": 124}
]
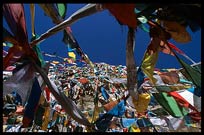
[
  {"xmin": 103, "ymin": 4, "xmax": 137, "ymax": 28},
  {"xmin": 3, "ymin": 4, "xmax": 40, "ymax": 70},
  {"xmin": 168, "ymin": 91, "xmax": 199, "ymax": 113}
]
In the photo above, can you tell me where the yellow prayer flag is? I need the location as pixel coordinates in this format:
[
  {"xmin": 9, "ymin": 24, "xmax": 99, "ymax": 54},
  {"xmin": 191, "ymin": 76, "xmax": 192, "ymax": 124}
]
[
  {"xmin": 132, "ymin": 93, "xmax": 151, "ymax": 113},
  {"xmin": 41, "ymin": 106, "xmax": 50, "ymax": 131},
  {"xmin": 68, "ymin": 52, "xmax": 76, "ymax": 60},
  {"xmin": 141, "ymin": 50, "xmax": 159, "ymax": 84},
  {"xmin": 129, "ymin": 124, "xmax": 141, "ymax": 132},
  {"xmin": 169, "ymin": 84, "xmax": 192, "ymax": 91},
  {"xmin": 141, "ymin": 37, "xmax": 161, "ymax": 84},
  {"xmin": 3, "ymin": 42, "xmax": 7, "ymax": 46},
  {"xmin": 91, "ymin": 104, "xmax": 99, "ymax": 123},
  {"xmin": 52, "ymin": 61, "xmax": 59, "ymax": 64}
]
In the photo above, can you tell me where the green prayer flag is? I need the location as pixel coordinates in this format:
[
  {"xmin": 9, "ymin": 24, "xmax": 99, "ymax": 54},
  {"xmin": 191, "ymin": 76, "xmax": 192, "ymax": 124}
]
[
  {"xmin": 57, "ymin": 3, "xmax": 67, "ymax": 19},
  {"xmin": 175, "ymin": 52, "xmax": 201, "ymax": 88},
  {"xmin": 31, "ymin": 35, "xmax": 46, "ymax": 67},
  {"xmin": 152, "ymin": 92, "xmax": 189, "ymax": 117}
]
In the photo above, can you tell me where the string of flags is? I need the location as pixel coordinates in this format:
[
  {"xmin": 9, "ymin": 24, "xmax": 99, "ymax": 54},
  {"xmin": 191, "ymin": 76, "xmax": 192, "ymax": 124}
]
[{"xmin": 3, "ymin": 3, "xmax": 201, "ymax": 132}]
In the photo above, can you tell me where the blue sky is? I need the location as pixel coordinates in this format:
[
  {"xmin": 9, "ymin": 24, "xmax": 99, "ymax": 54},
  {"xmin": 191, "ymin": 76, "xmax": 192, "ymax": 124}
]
[{"xmin": 3, "ymin": 4, "xmax": 201, "ymax": 69}]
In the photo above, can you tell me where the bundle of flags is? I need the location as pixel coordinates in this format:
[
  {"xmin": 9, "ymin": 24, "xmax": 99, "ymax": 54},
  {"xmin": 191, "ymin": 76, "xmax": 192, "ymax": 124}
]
[{"xmin": 3, "ymin": 3, "xmax": 201, "ymax": 132}]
